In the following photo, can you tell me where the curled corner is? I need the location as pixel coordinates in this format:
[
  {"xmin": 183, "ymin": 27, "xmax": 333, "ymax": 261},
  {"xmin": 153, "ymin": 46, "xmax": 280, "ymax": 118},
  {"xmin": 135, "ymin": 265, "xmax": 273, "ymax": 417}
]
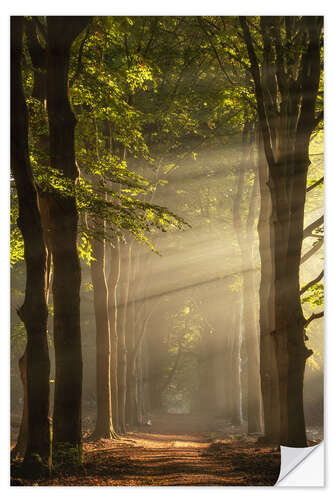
[{"xmin": 276, "ymin": 441, "xmax": 324, "ymax": 486}]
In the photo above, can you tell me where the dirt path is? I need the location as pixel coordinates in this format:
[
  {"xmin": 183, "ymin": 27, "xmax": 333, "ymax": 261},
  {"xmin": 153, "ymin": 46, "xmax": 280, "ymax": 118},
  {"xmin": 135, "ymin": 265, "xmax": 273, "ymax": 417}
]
[
  {"xmin": 16, "ymin": 414, "xmax": 281, "ymax": 486},
  {"xmin": 79, "ymin": 433, "xmax": 281, "ymax": 486}
]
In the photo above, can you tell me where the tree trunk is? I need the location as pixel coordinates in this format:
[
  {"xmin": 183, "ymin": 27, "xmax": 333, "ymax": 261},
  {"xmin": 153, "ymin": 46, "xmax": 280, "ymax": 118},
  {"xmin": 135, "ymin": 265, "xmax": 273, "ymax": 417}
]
[
  {"xmin": 240, "ymin": 14, "xmax": 322, "ymax": 447},
  {"xmin": 12, "ymin": 18, "xmax": 55, "ymax": 462},
  {"xmin": 11, "ymin": 351, "xmax": 28, "ymax": 459},
  {"xmin": 125, "ymin": 299, "xmax": 139, "ymax": 428},
  {"xmin": 232, "ymin": 128, "xmax": 262, "ymax": 434},
  {"xmin": 11, "ymin": 16, "xmax": 50, "ymax": 466},
  {"xmin": 108, "ymin": 238, "xmax": 121, "ymax": 433},
  {"xmin": 125, "ymin": 243, "xmax": 140, "ymax": 428},
  {"xmin": 257, "ymin": 130, "xmax": 280, "ymax": 443},
  {"xmin": 242, "ymin": 267, "xmax": 262, "ymax": 433},
  {"xmin": 90, "ymin": 231, "xmax": 117, "ymax": 438},
  {"xmin": 46, "ymin": 16, "xmax": 91, "ymax": 457},
  {"xmin": 136, "ymin": 340, "xmax": 144, "ymax": 425},
  {"xmin": 117, "ymin": 243, "xmax": 131, "ymax": 433},
  {"xmin": 230, "ymin": 299, "xmax": 242, "ymax": 426}
]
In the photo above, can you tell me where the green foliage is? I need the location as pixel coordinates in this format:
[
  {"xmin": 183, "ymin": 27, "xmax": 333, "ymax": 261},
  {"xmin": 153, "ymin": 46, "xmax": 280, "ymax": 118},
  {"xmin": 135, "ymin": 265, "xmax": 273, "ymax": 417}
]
[
  {"xmin": 10, "ymin": 189, "xmax": 24, "ymax": 266},
  {"xmin": 52, "ymin": 443, "xmax": 83, "ymax": 471},
  {"xmin": 53, "ymin": 442, "xmax": 82, "ymax": 469},
  {"xmin": 301, "ymin": 283, "xmax": 324, "ymax": 308},
  {"xmin": 78, "ymin": 233, "xmax": 95, "ymax": 265}
]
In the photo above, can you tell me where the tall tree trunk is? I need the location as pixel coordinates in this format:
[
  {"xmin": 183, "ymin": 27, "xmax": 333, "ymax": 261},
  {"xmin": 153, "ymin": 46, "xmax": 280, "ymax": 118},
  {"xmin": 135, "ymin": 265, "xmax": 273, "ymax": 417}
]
[
  {"xmin": 11, "ymin": 351, "xmax": 28, "ymax": 459},
  {"xmin": 46, "ymin": 16, "xmax": 91, "ymax": 457},
  {"xmin": 230, "ymin": 298, "xmax": 242, "ymax": 426},
  {"xmin": 12, "ymin": 18, "xmax": 55, "ymax": 462},
  {"xmin": 90, "ymin": 229, "xmax": 117, "ymax": 438},
  {"xmin": 136, "ymin": 340, "xmax": 144, "ymax": 425},
  {"xmin": 240, "ymin": 15, "xmax": 322, "ymax": 446},
  {"xmin": 125, "ymin": 299, "xmax": 138, "ymax": 428},
  {"xmin": 125, "ymin": 243, "xmax": 140, "ymax": 428},
  {"xmin": 257, "ymin": 130, "xmax": 280, "ymax": 443},
  {"xmin": 10, "ymin": 16, "xmax": 50, "ymax": 466},
  {"xmin": 108, "ymin": 238, "xmax": 121, "ymax": 433},
  {"xmin": 117, "ymin": 242, "xmax": 131, "ymax": 433},
  {"xmin": 242, "ymin": 267, "xmax": 262, "ymax": 433},
  {"xmin": 232, "ymin": 126, "xmax": 262, "ymax": 433}
]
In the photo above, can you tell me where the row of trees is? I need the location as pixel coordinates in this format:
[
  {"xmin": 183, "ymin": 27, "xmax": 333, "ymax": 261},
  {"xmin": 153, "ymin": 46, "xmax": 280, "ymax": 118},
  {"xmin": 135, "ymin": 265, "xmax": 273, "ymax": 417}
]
[{"xmin": 11, "ymin": 15, "xmax": 323, "ymax": 475}]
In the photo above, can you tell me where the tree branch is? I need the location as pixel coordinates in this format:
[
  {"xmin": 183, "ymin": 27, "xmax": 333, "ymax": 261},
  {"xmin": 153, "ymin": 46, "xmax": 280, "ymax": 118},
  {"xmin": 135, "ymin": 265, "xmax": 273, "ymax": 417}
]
[
  {"xmin": 69, "ymin": 24, "xmax": 91, "ymax": 87},
  {"xmin": 239, "ymin": 16, "xmax": 276, "ymax": 169},
  {"xmin": 306, "ymin": 176, "xmax": 324, "ymax": 193},
  {"xmin": 300, "ymin": 269, "xmax": 324, "ymax": 296},
  {"xmin": 303, "ymin": 215, "xmax": 324, "ymax": 239},
  {"xmin": 300, "ymin": 238, "xmax": 323, "ymax": 264},
  {"xmin": 197, "ymin": 17, "xmax": 235, "ymax": 86},
  {"xmin": 304, "ymin": 310, "xmax": 324, "ymax": 328}
]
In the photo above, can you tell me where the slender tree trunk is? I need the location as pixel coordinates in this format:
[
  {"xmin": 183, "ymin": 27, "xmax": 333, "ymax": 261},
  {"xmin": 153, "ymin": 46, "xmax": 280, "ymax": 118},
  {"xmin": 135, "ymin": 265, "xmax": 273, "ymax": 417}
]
[
  {"xmin": 46, "ymin": 16, "xmax": 91, "ymax": 456},
  {"xmin": 125, "ymin": 243, "xmax": 140, "ymax": 428},
  {"xmin": 125, "ymin": 299, "xmax": 138, "ymax": 428},
  {"xmin": 242, "ymin": 267, "xmax": 262, "ymax": 433},
  {"xmin": 117, "ymin": 243, "xmax": 131, "ymax": 433},
  {"xmin": 12, "ymin": 18, "xmax": 55, "ymax": 462},
  {"xmin": 230, "ymin": 299, "xmax": 242, "ymax": 426},
  {"xmin": 136, "ymin": 340, "xmax": 144, "ymax": 425},
  {"xmin": 90, "ymin": 230, "xmax": 117, "ymax": 438},
  {"xmin": 142, "ymin": 335, "xmax": 151, "ymax": 420},
  {"xmin": 108, "ymin": 238, "xmax": 121, "ymax": 433},
  {"xmin": 11, "ymin": 351, "xmax": 28, "ymax": 459},
  {"xmin": 232, "ymin": 128, "xmax": 262, "ymax": 433},
  {"xmin": 257, "ymin": 131, "xmax": 280, "ymax": 443},
  {"xmin": 11, "ymin": 16, "xmax": 50, "ymax": 467}
]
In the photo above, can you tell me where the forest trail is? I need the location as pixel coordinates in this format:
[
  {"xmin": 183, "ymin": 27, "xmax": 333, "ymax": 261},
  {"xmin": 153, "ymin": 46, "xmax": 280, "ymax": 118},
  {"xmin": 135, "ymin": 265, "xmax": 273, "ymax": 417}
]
[{"xmin": 21, "ymin": 414, "xmax": 281, "ymax": 486}]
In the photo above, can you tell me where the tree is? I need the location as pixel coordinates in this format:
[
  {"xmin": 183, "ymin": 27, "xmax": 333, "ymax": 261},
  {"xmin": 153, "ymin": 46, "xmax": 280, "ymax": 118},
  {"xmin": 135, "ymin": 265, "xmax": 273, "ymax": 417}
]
[
  {"xmin": 240, "ymin": 15, "xmax": 323, "ymax": 446},
  {"xmin": 257, "ymin": 129, "xmax": 280, "ymax": 443},
  {"xmin": 232, "ymin": 121, "xmax": 261, "ymax": 433},
  {"xmin": 10, "ymin": 16, "xmax": 50, "ymax": 470},
  {"xmin": 46, "ymin": 16, "xmax": 92, "ymax": 460}
]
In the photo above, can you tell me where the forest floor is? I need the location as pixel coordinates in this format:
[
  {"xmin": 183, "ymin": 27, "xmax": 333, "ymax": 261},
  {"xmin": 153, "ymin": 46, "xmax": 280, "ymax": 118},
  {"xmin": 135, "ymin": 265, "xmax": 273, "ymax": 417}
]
[
  {"xmin": 11, "ymin": 413, "xmax": 286, "ymax": 486},
  {"xmin": 10, "ymin": 412, "xmax": 323, "ymax": 487}
]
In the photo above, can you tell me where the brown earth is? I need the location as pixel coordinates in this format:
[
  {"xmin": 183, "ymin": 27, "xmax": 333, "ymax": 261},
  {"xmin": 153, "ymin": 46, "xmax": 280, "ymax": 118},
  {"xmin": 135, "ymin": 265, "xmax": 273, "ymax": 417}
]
[{"xmin": 11, "ymin": 413, "xmax": 282, "ymax": 486}]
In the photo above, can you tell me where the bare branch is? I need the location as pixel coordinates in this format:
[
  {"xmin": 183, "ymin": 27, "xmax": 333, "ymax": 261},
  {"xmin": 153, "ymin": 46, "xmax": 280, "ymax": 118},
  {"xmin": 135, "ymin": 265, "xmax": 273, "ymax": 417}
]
[
  {"xmin": 239, "ymin": 16, "xmax": 276, "ymax": 169},
  {"xmin": 197, "ymin": 17, "xmax": 235, "ymax": 86},
  {"xmin": 304, "ymin": 310, "xmax": 324, "ymax": 328},
  {"xmin": 301, "ymin": 238, "xmax": 324, "ymax": 264},
  {"xmin": 300, "ymin": 269, "xmax": 324, "ymax": 296},
  {"xmin": 306, "ymin": 176, "xmax": 324, "ymax": 193},
  {"xmin": 303, "ymin": 215, "xmax": 324, "ymax": 239}
]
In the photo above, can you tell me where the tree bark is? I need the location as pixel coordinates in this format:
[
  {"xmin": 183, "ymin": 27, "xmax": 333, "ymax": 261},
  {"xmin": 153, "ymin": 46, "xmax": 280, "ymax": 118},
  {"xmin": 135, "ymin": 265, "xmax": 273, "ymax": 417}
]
[
  {"xmin": 230, "ymin": 299, "xmax": 242, "ymax": 426},
  {"xmin": 117, "ymin": 242, "xmax": 131, "ymax": 433},
  {"xmin": 46, "ymin": 16, "xmax": 91, "ymax": 456},
  {"xmin": 11, "ymin": 351, "xmax": 28, "ymax": 459},
  {"xmin": 11, "ymin": 16, "xmax": 50, "ymax": 465},
  {"xmin": 240, "ymin": 15, "xmax": 323, "ymax": 446},
  {"xmin": 257, "ymin": 130, "xmax": 280, "ymax": 443},
  {"xmin": 12, "ymin": 18, "xmax": 56, "ymax": 462},
  {"xmin": 90, "ymin": 229, "xmax": 117, "ymax": 438},
  {"xmin": 108, "ymin": 238, "xmax": 121, "ymax": 433},
  {"xmin": 125, "ymin": 298, "xmax": 138, "ymax": 428},
  {"xmin": 232, "ymin": 126, "xmax": 262, "ymax": 434}
]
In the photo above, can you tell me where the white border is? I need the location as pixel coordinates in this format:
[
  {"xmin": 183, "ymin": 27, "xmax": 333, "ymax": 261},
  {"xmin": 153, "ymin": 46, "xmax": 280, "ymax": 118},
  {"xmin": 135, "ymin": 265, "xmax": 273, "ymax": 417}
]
[{"xmin": 2, "ymin": 1, "xmax": 331, "ymax": 497}]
